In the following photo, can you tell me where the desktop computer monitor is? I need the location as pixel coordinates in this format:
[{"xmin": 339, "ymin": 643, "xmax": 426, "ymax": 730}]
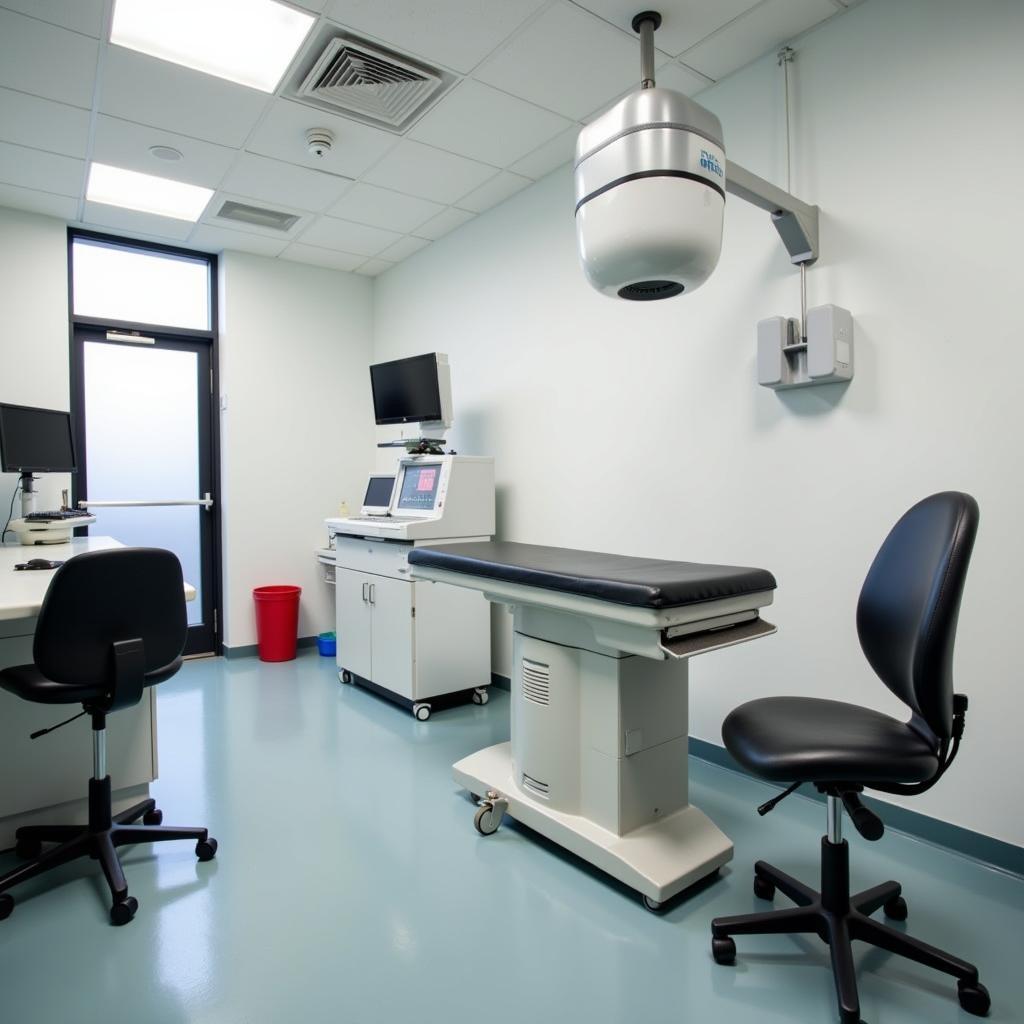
[{"xmin": 0, "ymin": 403, "xmax": 77, "ymax": 474}]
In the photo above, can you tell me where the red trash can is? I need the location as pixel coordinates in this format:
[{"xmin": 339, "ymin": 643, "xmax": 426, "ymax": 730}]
[{"xmin": 253, "ymin": 585, "xmax": 302, "ymax": 662}]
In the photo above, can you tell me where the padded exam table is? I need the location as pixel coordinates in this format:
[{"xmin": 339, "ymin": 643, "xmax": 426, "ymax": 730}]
[{"xmin": 408, "ymin": 541, "xmax": 777, "ymax": 908}]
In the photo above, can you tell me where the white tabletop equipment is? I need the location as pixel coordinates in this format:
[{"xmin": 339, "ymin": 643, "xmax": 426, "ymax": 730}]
[{"xmin": 409, "ymin": 541, "xmax": 778, "ymax": 909}]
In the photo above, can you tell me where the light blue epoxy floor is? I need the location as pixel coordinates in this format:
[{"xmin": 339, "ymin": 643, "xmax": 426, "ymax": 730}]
[{"xmin": 0, "ymin": 650, "xmax": 1020, "ymax": 1024}]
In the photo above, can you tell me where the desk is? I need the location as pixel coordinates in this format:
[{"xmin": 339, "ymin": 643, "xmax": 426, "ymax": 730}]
[{"xmin": 0, "ymin": 537, "xmax": 196, "ymax": 845}]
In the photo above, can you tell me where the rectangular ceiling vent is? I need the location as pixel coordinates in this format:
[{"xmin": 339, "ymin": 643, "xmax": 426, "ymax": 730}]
[
  {"xmin": 294, "ymin": 36, "xmax": 449, "ymax": 133},
  {"xmin": 215, "ymin": 200, "xmax": 300, "ymax": 232}
]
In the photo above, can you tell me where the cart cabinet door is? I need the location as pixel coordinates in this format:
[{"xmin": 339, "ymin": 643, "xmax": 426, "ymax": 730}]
[
  {"xmin": 336, "ymin": 567, "xmax": 373, "ymax": 680},
  {"xmin": 368, "ymin": 574, "xmax": 415, "ymax": 700}
]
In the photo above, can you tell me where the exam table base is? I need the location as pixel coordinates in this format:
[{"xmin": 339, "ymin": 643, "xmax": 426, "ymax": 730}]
[{"xmin": 455, "ymin": 741, "xmax": 732, "ymax": 905}]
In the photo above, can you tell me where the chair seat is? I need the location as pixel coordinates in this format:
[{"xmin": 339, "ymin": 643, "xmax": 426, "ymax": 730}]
[
  {"xmin": 0, "ymin": 664, "xmax": 106, "ymax": 704},
  {"xmin": 723, "ymin": 697, "xmax": 940, "ymax": 785}
]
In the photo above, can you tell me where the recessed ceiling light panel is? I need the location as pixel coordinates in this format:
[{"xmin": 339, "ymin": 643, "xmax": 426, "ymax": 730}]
[
  {"xmin": 110, "ymin": 0, "xmax": 315, "ymax": 93},
  {"xmin": 87, "ymin": 163, "xmax": 214, "ymax": 222}
]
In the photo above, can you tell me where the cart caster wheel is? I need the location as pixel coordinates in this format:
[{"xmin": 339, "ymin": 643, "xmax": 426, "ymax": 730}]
[
  {"xmin": 957, "ymin": 981, "xmax": 990, "ymax": 1016},
  {"xmin": 110, "ymin": 896, "xmax": 138, "ymax": 926},
  {"xmin": 14, "ymin": 837, "xmax": 42, "ymax": 860},
  {"xmin": 413, "ymin": 703, "xmax": 431, "ymax": 721},
  {"xmin": 474, "ymin": 804, "xmax": 501, "ymax": 836},
  {"xmin": 753, "ymin": 875, "xmax": 776, "ymax": 901},
  {"xmin": 642, "ymin": 895, "xmax": 665, "ymax": 914},
  {"xmin": 882, "ymin": 895, "xmax": 907, "ymax": 921},
  {"xmin": 471, "ymin": 688, "xmax": 489, "ymax": 705},
  {"xmin": 340, "ymin": 669, "xmax": 353, "ymax": 684},
  {"xmin": 712, "ymin": 936, "xmax": 736, "ymax": 965},
  {"xmin": 143, "ymin": 809, "xmax": 163, "ymax": 826},
  {"xmin": 0, "ymin": 894, "xmax": 13, "ymax": 921},
  {"xmin": 196, "ymin": 837, "xmax": 218, "ymax": 861}
]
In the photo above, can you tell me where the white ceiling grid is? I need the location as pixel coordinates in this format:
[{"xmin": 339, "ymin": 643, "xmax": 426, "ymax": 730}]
[{"xmin": 0, "ymin": 0, "xmax": 854, "ymax": 276}]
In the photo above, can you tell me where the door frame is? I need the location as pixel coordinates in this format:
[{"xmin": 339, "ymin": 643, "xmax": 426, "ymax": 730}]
[{"xmin": 67, "ymin": 229, "xmax": 222, "ymax": 656}]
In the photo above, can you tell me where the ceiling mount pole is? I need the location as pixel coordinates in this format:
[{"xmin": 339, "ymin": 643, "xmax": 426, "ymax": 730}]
[{"xmin": 631, "ymin": 11, "xmax": 662, "ymax": 89}]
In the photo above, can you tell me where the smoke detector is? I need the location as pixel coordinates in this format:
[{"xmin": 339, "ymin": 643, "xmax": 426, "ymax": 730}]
[{"xmin": 305, "ymin": 128, "xmax": 334, "ymax": 158}]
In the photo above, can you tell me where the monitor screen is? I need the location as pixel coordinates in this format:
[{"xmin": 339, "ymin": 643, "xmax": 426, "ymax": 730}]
[
  {"xmin": 363, "ymin": 475, "xmax": 395, "ymax": 509},
  {"xmin": 0, "ymin": 403, "xmax": 76, "ymax": 473},
  {"xmin": 370, "ymin": 353, "xmax": 442, "ymax": 425},
  {"xmin": 397, "ymin": 464, "xmax": 441, "ymax": 512}
]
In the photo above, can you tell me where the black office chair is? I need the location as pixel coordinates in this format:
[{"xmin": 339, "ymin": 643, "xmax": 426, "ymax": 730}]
[
  {"xmin": 0, "ymin": 547, "xmax": 217, "ymax": 926},
  {"xmin": 710, "ymin": 492, "xmax": 990, "ymax": 1022}
]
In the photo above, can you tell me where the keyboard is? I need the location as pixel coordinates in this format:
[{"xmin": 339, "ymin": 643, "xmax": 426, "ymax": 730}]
[{"xmin": 24, "ymin": 510, "xmax": 92, "ymax": 521}]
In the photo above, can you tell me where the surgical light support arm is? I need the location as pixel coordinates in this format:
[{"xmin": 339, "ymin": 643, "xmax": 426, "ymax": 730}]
[{"xmin": 726, "ymin": 161, "xmax": 819, "ymax": 266}]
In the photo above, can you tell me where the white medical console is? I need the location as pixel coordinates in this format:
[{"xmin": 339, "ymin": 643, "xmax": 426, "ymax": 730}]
[{"xmin": 325, "ymin": 455, "xmax": 494, "ymax": 719}]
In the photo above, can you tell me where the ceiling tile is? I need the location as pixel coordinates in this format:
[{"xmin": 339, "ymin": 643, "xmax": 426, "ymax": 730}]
[
  {"xmin": 362, "ymin": 140, "xmax": 495, "ymax": 205},
  {"xmin": 246, "ymin": 98, "xmax": 399, "ymax": 180},
  {"xmin": 653, "ymin": 60, "xmax": 715, "ymax": 95},
  {"xmin": 456, "ymin": 170, "xmax": 532, "ymax": 213},
  {"xmin": 92, "ymin": 115, "xmax": 237, "ymax": 189},
  {"xmin": 681, "ymin": 0, "xmax": 838, "ymax": 80},
  {"xmin": 290, "ymin": 0, "xmax": 328, "ymax": 10},
  {"xmin": 100, "ymin": 46, "xmax": 269, "ymax": 148},
  {"xmin": 323, "ymin": 0, "xmax": 547, "ymax": 74},
  {"xmin": 0, "ymin": 9, "xmax": 98, "ymax": 108},
  {"xmin": 221, "ymin": 152, "xmax": 352, "ymax": 213},
  {"xmin": 570, "ymin": 1, "xmax": 761, "ymax": 58},
  {"xmin": 413, "ymin": 206, "xmax": 475, "ymax": 241},
  {"xmin": 0, "ymin": 181, "xmax": 78, "ymax": 220},
  {"xmin": 355, "ymin": 259, "xmax": 395, "ymax": 277},
  {"xmin": 409, "ymin": 79, "xmax": 571, "ymax": 167},
  {"xmin": 299, "ymin": 215, "xmax": 402, "ymax": 256},
  {"xmin": 377, "ymin": 235, "xmax": 430, "ymax": 262},
  {"xmin": 0, "ymin": 141, "xmax": 83, "ymax": 196},
  {"xmin": 188, "ymin": 223, "xmax": 289, "ymax": 258},
  {"xmin": 0, "ymin": 88, "xmax": 91, "ymax": 158},
  {"xmin": 0, "ymin": 0, "xmax": 105, "ymax": 37},
  {"xmin": 280, "ymin": 243, "xmax": 366, "ymax": 272},
  {"xmin": 474, "ymin": 2, "xmax": 641, "ymax": 121},
  {"xmin": 327, "ymin": 183, "xmax": 443, "ymax": 234},
  {"xmin": 81, "ymin": 200, "xmax": 195, "ymax": 241},
  {"xmin": 201, "ymin": 190, "xmax": 310, "ymax": 239},
  {"xmin": 510, "ymin": 125, "xmax": 580, "ymax": 179}
]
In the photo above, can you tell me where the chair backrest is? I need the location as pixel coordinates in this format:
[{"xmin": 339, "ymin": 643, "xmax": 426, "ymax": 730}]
[
  {"xmin": 33, "ymin": 547, "xmax": 187, "ymax": 690},
  {"xmin": 856, "ymin": 491, "xmax": 979, "ymax": 742}
]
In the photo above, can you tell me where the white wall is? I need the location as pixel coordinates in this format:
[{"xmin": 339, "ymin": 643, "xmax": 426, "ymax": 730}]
[
  {"xmin": 218, "ymin": 252, "xmax": 375, "ymax": 648},
  {"xmin": 372, "ymin": 0, "xmax": 1024, "ymax": 846}
]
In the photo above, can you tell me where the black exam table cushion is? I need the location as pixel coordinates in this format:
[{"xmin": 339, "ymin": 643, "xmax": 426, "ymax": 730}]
[{"xmin": 408, "ymin": 541, "xmax": 776, "ymax": 610}]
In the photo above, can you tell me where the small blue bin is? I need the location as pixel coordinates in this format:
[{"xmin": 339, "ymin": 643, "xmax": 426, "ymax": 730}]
[{"xmin": 316, "ymin": 631, "xmax": 336, "ymax": 657}]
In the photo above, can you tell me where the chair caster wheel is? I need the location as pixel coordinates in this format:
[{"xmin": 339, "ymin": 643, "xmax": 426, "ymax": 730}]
[
  {"xmin": 883, "ymin": 895, "xmax": 907, "ymax": 921},
  {"xmin": 143, "ymin": 809, "xmax": 163, "ymax": 826},
  {"xmin": 957, "ymin": 980, "xmax": 990, "ymax": 1016},
  {"xmin": 0, "ymin": 893, "xmax": 13, "ymax": 920},
  {"xmin": 642, "ymin": 895, "xmax": 665, "ymax": 914},
  {"xmin": 196, "ymin": 837, "xmax": 218, "ymax": 861},
  {"xmin": 753, "ymin": 875, "xmax": 776, "ymax": 901},
  {"xmin": 14, "ymin": 837, "xmax": 42, "ymax": 860},
  {"xmin": 110, "ymin": 896, "xmax": 138, "ymax": 926},
  {"xmin": 712, "ymin": 936, "xmax": 736, "ymax": 965}
]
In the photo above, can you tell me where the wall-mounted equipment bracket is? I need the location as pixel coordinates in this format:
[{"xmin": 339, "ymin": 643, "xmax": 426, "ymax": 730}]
[{"xmin": 727, "ymin": 162, "xmax": 819, "ymax": 265}]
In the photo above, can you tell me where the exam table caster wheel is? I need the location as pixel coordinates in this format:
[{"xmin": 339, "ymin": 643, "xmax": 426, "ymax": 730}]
[
  {"xmin": 195, "ymin": 837, "xmax": 218, "ymax": 861},
  {"xmin": 642, "ymin": 895, "xmax": 665, "ymax": 914},
  {"xmin": 712, "ymin": 936, "xmax": 736, "ymax": 965},
  {"xmin": 471, "ymin": 688, "xmax": 489, "ymax": 706},
  {"xmin": 474, "ymin": 791, "xmax": 507, "ymax": 836},
  {"xmin": 143, "ymin": 809, "xmax": 163, "ymax": 826},
  {"xmin": 413, "ymin": 703, "xmax": 432, "ymax": 721},
  {"xmin": 882, "ymin": 895, "xmax": 907, "ymax": 921},
  {"xmin": 957, "ymin": 980, "xmax": 991, "ymax": 1016},
  {"xmin": 340, "ymin": 669, "xmax": 353, "ymax": 684},
  {"xmin": 753, "ymin": 874, "xmax": 776, "ymax": 901},
  {"xmin": 110, "ymin": 896, "xmax": 138, "ymax": 926},
  {"xmin": 0, "ymin": 894, "xmax": 13, "ymax": 920},
  {"xmin": 14, "ymin": 837, "xmax": 42, "ymax": 860}
]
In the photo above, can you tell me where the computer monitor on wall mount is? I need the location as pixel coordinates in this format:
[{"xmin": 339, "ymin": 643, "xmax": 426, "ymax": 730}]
[
  {"xmin": 0, "ymin": 403, "xmax": 77, "ymax": 517},
  {"xmin": 370, "ymin": 352, "xmax": 453, "ymax": 431}
]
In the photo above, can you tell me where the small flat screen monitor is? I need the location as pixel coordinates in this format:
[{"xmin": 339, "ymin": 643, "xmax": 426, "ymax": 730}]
[
  {"xmin": 361, "ymin": 474, "xmax": 395, "ymax": 514},
  {"xmin": 370, "ymin": 353, "xmax": 443, "ymax": 425},
  {"xmin": 397, "ymin": 464, "xmax": 441, "ymax": 512},
  {"xmin": 0, "ymin": 403, "xmax": 76, "ymax": 473}
]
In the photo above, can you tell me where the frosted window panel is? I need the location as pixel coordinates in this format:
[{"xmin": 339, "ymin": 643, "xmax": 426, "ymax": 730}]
[
  {"xmin": 83, "ymin": 342, "xmax": 203, "ymax": 625},
  {"xmin": 73, "ymin": 240, "xmax": 210, "ymax": 330}
]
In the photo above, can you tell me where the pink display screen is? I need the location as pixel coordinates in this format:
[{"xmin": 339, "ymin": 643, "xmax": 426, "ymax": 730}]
[{"xmin": 397, "ymin": 464, "xmax": 441, "ymax": 511}]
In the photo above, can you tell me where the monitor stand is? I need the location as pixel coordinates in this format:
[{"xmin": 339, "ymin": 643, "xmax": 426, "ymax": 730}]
[
  {"xmin": 19, "ymin": 472, "xmax": 36, "ymax": 518},
  {"xmin": 377, "ymin": 438, "xmax": 446, "ymax": 455}
]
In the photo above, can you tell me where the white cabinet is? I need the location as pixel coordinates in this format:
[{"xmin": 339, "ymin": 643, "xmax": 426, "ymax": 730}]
[{"xmin": 333, "ymin": 536, "xmax": 490, "ymax": 717}]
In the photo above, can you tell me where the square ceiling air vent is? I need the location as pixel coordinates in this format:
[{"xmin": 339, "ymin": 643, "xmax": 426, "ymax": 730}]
[
  {"xmin": 290, "ymin": 33, "xmax": 453, "ymax": 133},
  {"xmin": 216, "ymin": 200, "xmax": 300, "ymax": 232}
]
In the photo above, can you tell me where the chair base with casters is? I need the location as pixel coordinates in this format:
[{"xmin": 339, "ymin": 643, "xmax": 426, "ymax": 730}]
[
  {"xmin": 0, "ymin": 709, "xmax": 217, "ymax": 927},
  {"xmin": 710, "ymin": 793, "xmax": 990, "ymax": 1023}
]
